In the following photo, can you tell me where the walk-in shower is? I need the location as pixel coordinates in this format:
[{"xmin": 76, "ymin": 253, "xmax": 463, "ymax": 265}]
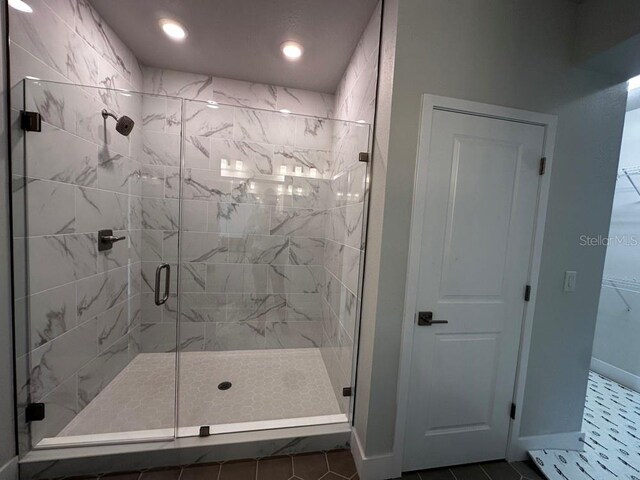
[{"xmin": 12, "ymin": 78, "xmax": 371, "ymax": 449}]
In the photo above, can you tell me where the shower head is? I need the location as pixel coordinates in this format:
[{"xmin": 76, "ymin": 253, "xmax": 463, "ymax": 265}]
[{"xmin": 101, "ymin": 109, "xmax": 135, "ymax": 136}]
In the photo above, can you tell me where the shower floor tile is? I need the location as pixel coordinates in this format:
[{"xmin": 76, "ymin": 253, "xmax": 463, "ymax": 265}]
[{"xmin": 58, "ymin": 349, "xmax": 342, "ymax": 438}]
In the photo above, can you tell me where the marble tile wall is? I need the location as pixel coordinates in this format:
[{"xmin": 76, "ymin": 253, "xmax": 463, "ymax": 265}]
[
  {"xmin": 321, "ymin": 1, "xmax": 381, "ymax": 413},
  {"xmin": 137, "ymin": 68, "xmax": 343, "ymax": 354},
  {"xmin": 8, "ymin": 0, "xmax": 145, "ymax": 448}
]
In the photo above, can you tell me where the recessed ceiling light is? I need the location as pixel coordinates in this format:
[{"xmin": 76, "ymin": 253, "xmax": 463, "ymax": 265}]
[
  {"xmin": 9, "ymin": 0, "xmax": 32, "ymax": 12},
  {"xmin": 281, "ymin": 41, "xmax": 303, "ymax": 60},
  {"xmin": 160, "ymin": 19, "xmax": 187, "ymax": 41}
]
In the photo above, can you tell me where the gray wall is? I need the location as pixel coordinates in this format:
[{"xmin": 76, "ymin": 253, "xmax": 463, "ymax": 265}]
[
  {"xmin": 355, "ymin": 0, "xmax": 628, "ymax": 457},
  {"xmin": 0, "ymin": 0, "xmax": 17, "ymax": 468},
  {"xmin": 591, "ymin": 106, "xmax": 640, "ymax": 383}
]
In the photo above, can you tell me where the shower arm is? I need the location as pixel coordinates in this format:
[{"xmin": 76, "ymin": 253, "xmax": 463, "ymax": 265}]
[{"xmin": 101, "ymin": 109, "xmax": 118, "ymax": 121}]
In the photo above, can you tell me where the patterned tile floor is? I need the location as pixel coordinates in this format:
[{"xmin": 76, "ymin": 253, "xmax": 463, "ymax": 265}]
[
  {"xmin": 530, "ymin": 371, "xmax": 640, "ymax": 480},
  {"xmin": 401, "ymin": 460, "xmax": 544, "ymax": 479},
  {"xmin": 60, "ymin": 349, "xmax": 341, "ymax": 437},
  {"xmin": 64, "ymin": 449, "xmax": 358, "ymax": 480}
]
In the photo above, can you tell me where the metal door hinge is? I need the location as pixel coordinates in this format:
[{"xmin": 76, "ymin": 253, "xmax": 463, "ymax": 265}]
[
  {"xmin": 358, "ymin": 152, "xmax": 369, "ymax": 163},
  {"xmin": 343, "ymin": 387, "xmax": 353, "ymax": 397},
  {"xmin": 524, "ymin": 285, "xmax": 531, "ymax": 302},
  {"xmin": 25, "ymin": 403, "xmax": 45, "ymax": 422},
  {"xmin": 21, "ymin": 111, "xmax": 42, "ymax": 132},
  {"xmin": 539, "ymin": 157, "xmax": 546, "ymax": 175},
  {"xmin": 510, "ymin": 403, "xmax": 516, "ymax": 420},
  {"xmin": 199, "ymin": 426, "xmax": 210, "ymax": 437}
]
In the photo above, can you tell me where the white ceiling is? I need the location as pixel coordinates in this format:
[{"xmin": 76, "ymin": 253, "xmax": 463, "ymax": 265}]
[{"xmin": 90, "ymin": 0, "xmax": 380, "ymax": 94}]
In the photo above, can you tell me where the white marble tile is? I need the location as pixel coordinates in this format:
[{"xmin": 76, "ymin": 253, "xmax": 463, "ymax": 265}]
[
  {"xmin": 141, "ymin": 197, "xmax": 180, "ymax": 231},
  {"xmin": 144, "ymin": 67, "xmax": 212, "ymax": 101},
  {"xmin": 268, "ymin": 265, "xmax": 324, "ymax": 294},
  {"xmin": 328, "ymin": 204, "xmax": 363, "ymax": 249},
  {"xmin": 265, "ymin": 321, "xmax": 322, "ymax": 349},
  {"xmin": 208, "ymin": 202, "xmax": 271, "ymax": 235},
  {"xmin": 270, "ymin": 207, "xmax": 325, "ymax": 237},
  {"xmin": 273, "ymin": 146, "xmax": 332, "ymax": 179},
  {"xmin": 66, "ymin": 32, "xmax": 101, "ymax": 89},
  {"xmin": 10, "ymin": 0, "xmax": 71, "ymax": 78},
  {"xmin": 28, "ymin": 233, "xmax": 97, "ymax": 294},
  {"xmin": 44, "ymin": 0, "xmax": 76, "ymax": 26},
  {"xmin": 25, "ymin": 122, "xmax": 98, "ymax": 187},
  {"xmin": 289, "ymin": 237, "xmax": 325, "ymax": 266},
  {"xmin": 140, "ymin": 130, "xmax": 181, "ymax": 167},
  {"xmin": 74, "ymin": 0, "xmax": 131, "ymax": 80},
  {"xmin": 209, "ymin": 139, "xmax": 274, "ymax": 175},
  {"xmin": 286, "ymin": 293, "xmax": 324, "ymax": 322},
  {"xmin": 76, "ymin": 266, "xmax": 129, "ymax": 322},
  {"xmin": 180, "ymin": 263, "xmax": 207, "ymax": 293},
  {"xmin": 212, "ymin": 77, "xmax": 277, "ymax": 110},
  {"xmin": 179, "ymin": 231, "xmax": 228, "ymax": 263},
  {"xmin": 206, "ymin": 264, "xmax": 268, "ymax": 294},
  {"xmin": 141, "ymin": 230, "xmax": 163, "ymax": 262},
  {"xmin": 26, "ymin": 78, "xmax": 78, "ymax": 133},
  {"xmin": 140, "ymin": 164, "xmax": 164, "ymax": 198},
  {"xmin": 30, "ymin": 317, "xmax": 97, "ymax": 402},
  {"xmin": 228, "ymin": 234, "xmax": 289, "ymax": 265},
  {"xmin": 276, "ymin": 87, "xmax": 334, "ymax": 118},
  {"xmin": 295, "ymin": 117, "xmax": 333, "ymax": 150},
  {"xmin": 141, "ymin": 95, "xmax": 167, "ymax": 133},
  {"xmin": 184, "ymin": 101, "xmax": 233, "ymax": 138},
  {"xmin": 224, "ymin": 294, "xmax": 286, "ymax": 324},
  {"xmin": 97, "ymin": 299, "xmax": 132, "ymax": 353},
  {"xmin": 290, "ymin": 177, "xmax": 331, "ymax": 210},
  {"xmin": 184, "ymin": 135, "xmax": 210, "ymax": 169},
  {"xmin": 181, "ymin": 200, "xmax": 208, "ymax": 232},
  {"xmin": 75, "ymin": 187, "xmax": 129, "ymax": 233},
  {"xmin": 211, "ymin": 321, "xmax": 266, "ymax": 351},
  {"xmin": 26, "ymin": 282, "xmax": 78, "ymax": 350},
  {"xmin": 233, "ymin": 109, "xmax": 296, "ymax": 145},
  {"xmin": 178, "ymin": 293, "xmax": 226, "ymax": 324},
  {"xmin": 77, "ymin": 334, "xmax": 130, "ymax": 407},
  {"xmin": 20, "ymin": 178, "xmax": 76, "ymax": 235},
  {"xmin": 97, "ymin": 150, "xmax": 134, "ymax": 194}
]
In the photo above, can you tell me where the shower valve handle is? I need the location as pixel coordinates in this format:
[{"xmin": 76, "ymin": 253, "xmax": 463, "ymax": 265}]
[{"xmin": 98, "ymin": 229, "xmax": 126, "ymax": 251}]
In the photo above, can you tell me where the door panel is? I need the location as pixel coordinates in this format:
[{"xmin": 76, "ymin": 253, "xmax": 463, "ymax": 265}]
[{"xmin": 403, "ymin": 109, "xmax": 544, "ymax": 470}]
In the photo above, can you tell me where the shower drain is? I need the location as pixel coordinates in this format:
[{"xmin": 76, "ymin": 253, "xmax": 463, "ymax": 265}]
[{"xmin": 218, "ymin": 381, "xmax": 232, "ymax": 391}]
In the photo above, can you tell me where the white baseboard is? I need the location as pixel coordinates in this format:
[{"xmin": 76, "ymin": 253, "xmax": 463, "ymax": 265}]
[
  {"xmin": 591, "ymin": 358, "xmax": 640, "ymax": 392},
  {"xmin": 509, "ymin": 431, "xmax": 584, "ymax": 461},
  {"xmin": 0, "ymin": 457, "xmax": 18, "ymax": 480},
  {"xmin": 350, "ymin": 430, "xmax": 399, "ymax": 480}
]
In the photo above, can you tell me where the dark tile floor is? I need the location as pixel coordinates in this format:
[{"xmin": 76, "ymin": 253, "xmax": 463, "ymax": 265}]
[
  {"xmin": 63, "ymin": 450, "xmax": 546, "ymax": 480},
  {"xmin": 68, "ymin": 449, "xmax": 359, "ymax": 480},
  {"xmin": 400, "ymin": 460, "xmax": 545, "ymax": 480}
]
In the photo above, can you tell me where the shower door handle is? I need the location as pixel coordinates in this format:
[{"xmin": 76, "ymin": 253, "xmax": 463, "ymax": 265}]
[{"xmin": 155, "ymin": 263, "xmax": 170, "ymax": 306}]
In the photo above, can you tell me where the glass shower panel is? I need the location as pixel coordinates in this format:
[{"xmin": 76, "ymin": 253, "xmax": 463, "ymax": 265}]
[
  {"xmin": 176, "ymin": 99, "xmax": 371, "ymax": 435},
  {"xmin": 14, "ymin": 79, "xmax": 181, "ymax": 448}
]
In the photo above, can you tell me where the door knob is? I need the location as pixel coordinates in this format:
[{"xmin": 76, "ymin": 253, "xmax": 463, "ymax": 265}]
[
  {"xmin": 98, "ymin": 229, "xmax": 126, "ymax": 251},
  {"xmin": 417, "ymin": 311, "xmax": 449, "ymax": 326}
]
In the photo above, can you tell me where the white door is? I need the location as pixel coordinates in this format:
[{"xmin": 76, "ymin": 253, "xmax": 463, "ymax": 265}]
[{"xmin": 403, "ymin": 109, "xmax": 545, "ymax": 471}]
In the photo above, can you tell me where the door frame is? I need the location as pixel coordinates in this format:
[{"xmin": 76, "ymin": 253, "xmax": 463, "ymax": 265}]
[{"xmin": 393, "ymin": 95, "xmax": 558, "ymax": 472}]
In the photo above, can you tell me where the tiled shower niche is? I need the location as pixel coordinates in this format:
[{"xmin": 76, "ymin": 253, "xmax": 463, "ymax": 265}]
[{"xmin": 13, "ymin": 79, "xmax": 371, "ymax": 446}]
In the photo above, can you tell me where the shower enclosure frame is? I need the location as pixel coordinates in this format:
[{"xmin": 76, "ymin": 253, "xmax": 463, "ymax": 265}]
[{"xmin": 11, "ymin": 78, "xmax": 373, "ymax": 454}]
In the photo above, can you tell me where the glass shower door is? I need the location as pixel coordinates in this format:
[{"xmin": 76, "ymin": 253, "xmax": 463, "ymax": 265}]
[
  {"xmin": 13, "ymin": 79, "xmax": 182, "ymax": 449},
  {"xmin": 175, "ymin": 99, "xmax": 371, "ymax": 435}
]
